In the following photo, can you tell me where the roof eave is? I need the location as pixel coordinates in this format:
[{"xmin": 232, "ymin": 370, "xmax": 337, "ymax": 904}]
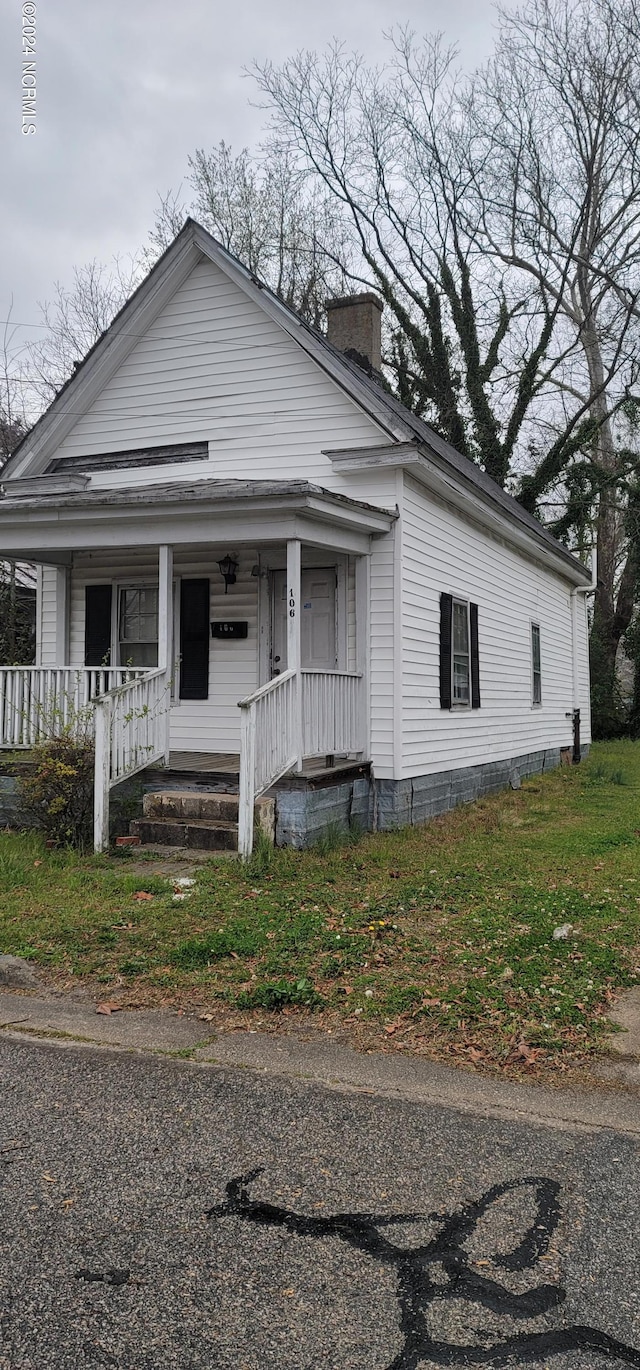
[{"xmin": 327, "ymin": 443, "xmax": 590, "ymax": 585}]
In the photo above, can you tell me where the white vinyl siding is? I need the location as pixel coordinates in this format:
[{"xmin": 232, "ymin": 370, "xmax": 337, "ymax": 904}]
[
  {"xmin": 369, "ymin": 525, "xmax": 396, "ymax": 777},
  {"xmin": 38, "ymin": 565, "xmax": 60, "ymax": 666},
  {"xmin": 347, "ymin": 558, "xmax": 356, "ymax": 672},
  {"xmin": 52, "ymin": 257, "xmax": 389, "ymax": 494},
  {"xmin": 401, "ymin": 474, "xmax": 591, "ymax": 778}
]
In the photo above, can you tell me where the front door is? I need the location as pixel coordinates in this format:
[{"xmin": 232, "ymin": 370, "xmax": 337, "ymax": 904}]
[{"xmin": 271, "ymin": 568, "xmax": 337, "ymax": 675}]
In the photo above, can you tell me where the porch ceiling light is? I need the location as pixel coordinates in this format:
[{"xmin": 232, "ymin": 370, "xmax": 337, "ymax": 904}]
[{"xmin": 217, "ymin": 554, "xmax": 238, "ymax": 593}]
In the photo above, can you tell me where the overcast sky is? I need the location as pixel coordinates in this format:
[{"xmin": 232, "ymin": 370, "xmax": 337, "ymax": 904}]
[{"xmin": 1, "ymin": 0, "xmax": 506, "ymax": 350}]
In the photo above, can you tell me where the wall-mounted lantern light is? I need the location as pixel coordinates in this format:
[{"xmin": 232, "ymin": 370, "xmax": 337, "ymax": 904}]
[{"xmin": 217, "ymin": 554, "xmax": 238, "ymax": 594}]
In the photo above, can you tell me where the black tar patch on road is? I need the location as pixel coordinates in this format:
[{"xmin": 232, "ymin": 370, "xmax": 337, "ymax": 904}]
[{"xmin": 207, "ymin": 1171, "xmax": 640, "ymax": 1367}]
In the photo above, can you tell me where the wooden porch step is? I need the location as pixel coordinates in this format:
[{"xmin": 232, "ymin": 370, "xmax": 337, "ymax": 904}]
[{"xmin": 129, "ymin": 817, "xmax": 238, "ymax": 852}]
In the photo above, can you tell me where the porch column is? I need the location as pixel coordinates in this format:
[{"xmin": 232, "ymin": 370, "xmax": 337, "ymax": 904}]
[
  {"xmin": 53, "ymin": 565, "xmax": 70, "ymax": 667},
  {"xmin": 286, "ymin": 539, "xmax": 302, "ymax": 770},
  {"xmin": 355, "ymin": 554, "xmax": 371, "ymax": 760},
  {"xmin": 158, "ymin": 545, "xmax": 173, "ymax": 766}
]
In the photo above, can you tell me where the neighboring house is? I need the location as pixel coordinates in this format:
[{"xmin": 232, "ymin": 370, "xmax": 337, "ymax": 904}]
[{"xmin": 0, "ymin": 220, "xmax": 593, "ymax": 855}]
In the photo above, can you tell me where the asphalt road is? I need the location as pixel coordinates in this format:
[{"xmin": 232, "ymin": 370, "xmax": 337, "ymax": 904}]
[{"xmin": 1, "ymin": 1036, "xmax": 640, "ymax": 1369}]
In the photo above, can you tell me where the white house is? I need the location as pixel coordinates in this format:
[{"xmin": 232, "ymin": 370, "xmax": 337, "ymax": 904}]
[{"xmin": 0, "ymin": 220, "xmax": 592, "ymax": 855}]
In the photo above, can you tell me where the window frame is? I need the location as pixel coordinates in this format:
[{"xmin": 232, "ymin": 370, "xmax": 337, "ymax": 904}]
[
  {"xmin": 451, "ymin": 596, "xmax": 472, "ymax": 708},
  {"xmin": 531, "ymin": 620, "xmax": 542, "ymax": 706},
  {"xmin": 115, "ymin": 581, "xmax": 160, "ymax": 669}
]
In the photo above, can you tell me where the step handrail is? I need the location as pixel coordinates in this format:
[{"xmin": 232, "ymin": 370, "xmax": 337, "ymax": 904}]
[
  {"xmin": 237, "ymin": 667, "xmax": 296, "ymax": 707},
  {"xmin": 237, "ymin": 669, "xmax": 299, "ymax": 858},
  {"xmin": 94, "ymin": 666, "xmax": 170, "ymax": 852}
]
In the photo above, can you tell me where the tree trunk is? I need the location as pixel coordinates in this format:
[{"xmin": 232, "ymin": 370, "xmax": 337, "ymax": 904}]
[{"xmin": 583, "ymin": 325, "xmax": 629, "ymax": 735}]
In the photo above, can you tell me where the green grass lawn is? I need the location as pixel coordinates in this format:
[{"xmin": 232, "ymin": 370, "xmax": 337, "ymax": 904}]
[{"xmin": 2, "ymin": 740, "xmax": 640, "ymax": 1072}]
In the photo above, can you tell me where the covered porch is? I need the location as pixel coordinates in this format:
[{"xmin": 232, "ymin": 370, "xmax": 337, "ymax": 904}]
[{"xmin": 0, "ymin": 478, "xmax": 394, "ymax": 854}]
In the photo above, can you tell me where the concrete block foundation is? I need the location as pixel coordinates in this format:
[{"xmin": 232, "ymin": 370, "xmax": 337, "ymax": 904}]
[
  {"xmin": 0, "ymin": 744, "xmax": 590, "ymax": 850},
  {"xmin": 274, "ymin": 744, "xmax": 581, "ymax": 847}
]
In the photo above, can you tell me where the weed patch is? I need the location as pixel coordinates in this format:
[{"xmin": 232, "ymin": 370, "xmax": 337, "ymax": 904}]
[{"xmin": 235, "ymin": 977, "xmax": 323, "ymax": 1009}]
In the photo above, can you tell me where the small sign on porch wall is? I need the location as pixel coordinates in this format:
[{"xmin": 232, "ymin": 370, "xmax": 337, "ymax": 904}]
[{"xmin": 211, "ymin": 621, "xmax": 248, "ymax": 639}]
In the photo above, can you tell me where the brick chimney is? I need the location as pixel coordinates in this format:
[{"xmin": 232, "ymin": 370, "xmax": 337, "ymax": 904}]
[{"xmin": 326, "ymin": 292, "xmax": 383, "ymax": 373}]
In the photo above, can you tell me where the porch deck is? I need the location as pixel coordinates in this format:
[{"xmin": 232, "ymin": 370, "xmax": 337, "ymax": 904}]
[{"xmin": 144, "ymin": 751, "xmax": 370, "ymax": 792}]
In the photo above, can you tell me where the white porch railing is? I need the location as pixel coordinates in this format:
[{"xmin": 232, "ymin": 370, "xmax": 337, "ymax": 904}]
[
  {"xmin": 0, "ymin": 665, "xmax": 170, "ymax": 853},
  {"xmin": 237, "ymin": 667, "xmax": 365, "ymax": 859},
  {"xmin": 238, "ymin": 669, "xmax": 299, "ymax": 858},
  {"xmin": 94, "ymin": 667, "xmax": 170, "ymax": 851},
  {"xmin": 301, "ymin": 669, "xmax": 366, "ymax": 757},
  {"xmin": 0, "ymin": 667, "xmax": 143, "ymax": 749}
]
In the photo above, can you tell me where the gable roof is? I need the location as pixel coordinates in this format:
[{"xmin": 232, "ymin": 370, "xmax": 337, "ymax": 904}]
[{"xmin": 4, "ymin": 218, "xmax": 590, "ymax": 583}]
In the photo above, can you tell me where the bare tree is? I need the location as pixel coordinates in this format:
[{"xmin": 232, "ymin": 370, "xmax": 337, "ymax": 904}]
[
  {"xmin": 0, "ymin": 301, "xmax": 29, "ymax": 465},
  {"xmin": 468, "ymin": 0, "xmax": 640, "ymax": 729},
  {"xmin": 255, "ymin": 36, "xmax": 572, "ymax": 483},
  {"xmin": 255, "ymin": 5, "xmax": 640, "ymax": 732},
  {"xmin": 0, "ymin": 303, "xmax": 35, "ymax": 664},
  {"xmin": 27, "ymin": 255, "xmax": 145, "ymax": 403},
  {"xmin": 150, "ymin": 141, "xmax": 353, "ymax": 328}
]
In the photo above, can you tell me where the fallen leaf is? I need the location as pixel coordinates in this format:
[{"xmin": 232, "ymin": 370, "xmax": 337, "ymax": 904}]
[
  {"xmin": 512, "ymin": 1042, "xmax": 544, "ymax": 1064},
  {"xmin": 33, "ymin": 860, "xmax": 42, "ymax": 868},
  {"xmin": 62, "ymin": 1197, "xmax": 76, "ymax": 1208},
  {"xmin": 133, "ymin": 891, "xmax": 154, "ymax": 901},
  {"xmin": 41, "ymin": 1173, "xmax": 56, "ymax": 1183},
  {"xmin": 466, "ymin": 1046, "xmax": 485, "ymax": 1062},
  {"xmin": 95, "ymin": 1002, "xmax": 122, "ymax": 1016},
  {"xmin": 198, "ymin": 1013, "xmax": 215, "ymax": 1022}
]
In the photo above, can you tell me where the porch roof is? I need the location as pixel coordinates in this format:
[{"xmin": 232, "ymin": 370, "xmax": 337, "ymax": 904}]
[{"xmin": 0, "ymin": 477, "xmax": 396, "ymax": 562}]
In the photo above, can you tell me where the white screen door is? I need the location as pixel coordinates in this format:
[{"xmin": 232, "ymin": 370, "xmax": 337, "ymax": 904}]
[{"xmin": 271, "ymin": 568, "xmax": 337, "ymax": 675}]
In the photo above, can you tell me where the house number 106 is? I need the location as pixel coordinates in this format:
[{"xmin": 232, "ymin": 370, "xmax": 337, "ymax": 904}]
[{"xmin": 289, "ymin": 589, "xmax": 296, "ymax": 617}]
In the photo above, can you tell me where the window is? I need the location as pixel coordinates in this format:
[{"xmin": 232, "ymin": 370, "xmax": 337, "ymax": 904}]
[
  {"xmin": 118, "ymin": 587, "xmax": 158, "ymax": 667},
  {"xmin": 439, "ymin": 593, "xmax": 480, "ymax": 710},
  {"xmin": 452, "ymin": 599, "xmax": 470, "ymax": 704},
  {"xmin": 531, "ymin": 622, "xmax": 542, "ymax": 705}
]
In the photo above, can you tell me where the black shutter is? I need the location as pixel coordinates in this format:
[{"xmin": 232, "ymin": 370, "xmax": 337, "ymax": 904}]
[
  {"xmin": 439, "ymin": 593, "xmax": 453, "ymax": 710},
  {"xmin": 179, "ymin": 579, "xmax": 210, "ymax": 700},
  {"xmin": 470, "ymin": 602, "xmax": 481, "ymax": 709},
  {"xmin": 84, "ymin": 585, "xmax": 112, "ymax": 665}
]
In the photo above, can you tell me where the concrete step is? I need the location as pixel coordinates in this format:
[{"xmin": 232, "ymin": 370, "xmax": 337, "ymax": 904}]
[
  {"xmin": 143, "ymin": 790, "xmax": 239, "ymax": 822},
  {"xmin": 130, "ymin": 817, "xmax": 239, "ymax": 852},
  {"xmin": 131, "ymin": 791, "xmax": 275, "ymax": 851}
]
